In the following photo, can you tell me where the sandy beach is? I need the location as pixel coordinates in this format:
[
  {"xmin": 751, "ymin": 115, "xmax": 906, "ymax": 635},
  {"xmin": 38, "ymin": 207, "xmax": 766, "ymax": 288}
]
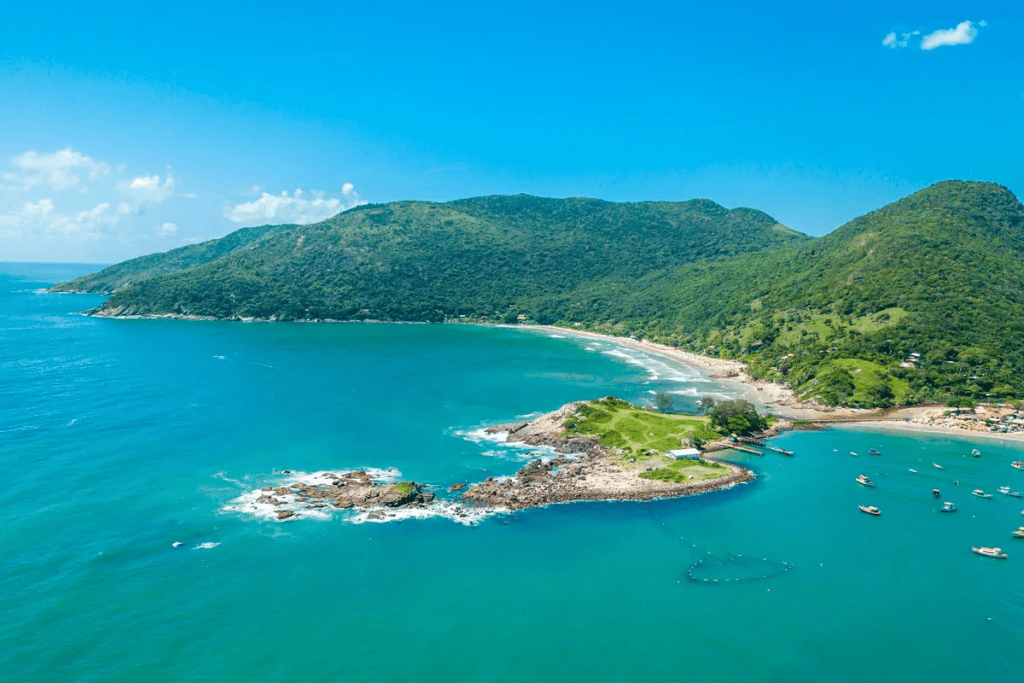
[{"xmin": 513, "ymin": 324, "xmax": 871, "ymax": 420}]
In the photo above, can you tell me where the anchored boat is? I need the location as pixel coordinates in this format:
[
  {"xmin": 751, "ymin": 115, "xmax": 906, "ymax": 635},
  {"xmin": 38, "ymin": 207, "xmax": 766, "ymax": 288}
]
[
  {"xmin": 973, "ymin": 489, "xmax": 993, "ymax": 499},
  {"xmin": 856, "ymin": 475, "xmax": 875, "ymax": 488},
  {"xmin": 1012, "ymin": 461, "xmax": 1024, "ymax": 471},
  {"xmin": 933, "ymin": 463, "xmax": 944, "ymax": 470},
  {"xmin": 940, "ymin": 501, "xmax": 956, "ymax": 513},
  {"xmin": 858, "ymin": 505, "xmax": 881, "ymax": 516},
  {"xmin": 868, "ymin": 449, "xmax": 881, "ymax": 456},
  {"xmin": 972, "ymin": 546, "xmax": 1007, "ymax": 559},
  {"xmin": 1012, "ymin": 528, "xmax": 1024, "ymax": 539},
  {"xmin": 972, "ymin": 449, "xmax": 982, "ymax": 457},
  {"xmin": 997, "ymin": 487, "xmax": 1021, "ymax": 497}
]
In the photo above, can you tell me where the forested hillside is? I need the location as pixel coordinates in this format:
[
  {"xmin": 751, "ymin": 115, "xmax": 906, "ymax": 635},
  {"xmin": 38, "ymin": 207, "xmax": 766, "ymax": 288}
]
[
  {"xmin": 72, "ymin": 194, "xmax": 804, "ymax": 320},
  {"xmin": 55, "ymin": 182, "xmax": 1024, "ymax": 407},
  {"xmin": 49, "ymin": 222, "xmax": 297, "ymax": 293}
]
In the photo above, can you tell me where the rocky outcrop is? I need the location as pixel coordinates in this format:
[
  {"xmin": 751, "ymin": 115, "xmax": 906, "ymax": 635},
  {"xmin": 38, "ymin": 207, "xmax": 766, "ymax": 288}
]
[
  {"xmin": 259, "ymin": 473, "xmax": 436, "ymax": 520},
  {"xmin": 465, "ymin": 402, "xmax": 754, "ymax": 510}
]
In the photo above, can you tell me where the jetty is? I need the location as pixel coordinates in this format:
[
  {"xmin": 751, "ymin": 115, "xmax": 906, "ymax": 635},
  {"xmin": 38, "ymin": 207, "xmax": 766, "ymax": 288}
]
[{"xmin": 733, "ymin": 435, "xmax": 793, "ymax": 456}]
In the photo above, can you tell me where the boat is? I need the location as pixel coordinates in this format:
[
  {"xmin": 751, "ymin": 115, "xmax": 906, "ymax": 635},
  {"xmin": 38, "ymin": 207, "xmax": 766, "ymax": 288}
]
[
  {"xmin": 855, "ymin": 475, "xmax": 875, "ymax": 487},
  {"xmin": 972, "ymin": 449, "xmax": 981, "ymax": 457},
  {"xmin": 1012, "ymin": 461, "xmax": 1024, "ymax": 471},
  {"xmin": 932, "ymin": 488, "xmax": 941, "ymax": 498},
  {"xmin": 1012, "ymin": 529, "xmax": 1024, "ymax": 539},
  {"xmin": 850, "ymin": 451, "xmax": 858, "ymax": 456},
  {"xmin": 972, "ymin": 546, "xmax": 1007, "ymax": 559},
  {"xmin": 933, "ymin": 463, "xmax": 944, "ymax": 470},
  {"xmin": 908, "ymin": 468, "xmax": 918, "ymax": 473},
  {"xmin": 973, "ymin": 489, "xmax": 993, "ymax": 499},
  {"xmin": 939, "ymin": 501, "xmax": 956, "ymax": 513},
  {"xmin": 858, "ymin": 505, "xmax": 881, "ymax": 516},
  {"xmin": 1011, "ymin": 491, "xmax": 1023, "ymax": 498},
  {"xmin": 868, "ymin": 449, "xmax": 881, "ymax": 456},
  {"xmin": 998, "ymin": 486, "xmax": 1011, "ymax": 495}
]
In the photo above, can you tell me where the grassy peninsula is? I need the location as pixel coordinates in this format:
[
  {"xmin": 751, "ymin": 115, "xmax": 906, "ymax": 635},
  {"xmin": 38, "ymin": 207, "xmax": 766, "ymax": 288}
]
[{"xmin": 53, "ymin": 180, "xmax": 1024, "ymax": 408}]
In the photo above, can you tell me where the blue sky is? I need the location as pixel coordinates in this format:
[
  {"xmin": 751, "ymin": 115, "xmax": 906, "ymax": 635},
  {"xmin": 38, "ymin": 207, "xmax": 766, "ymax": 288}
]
[{"xmin": 1, "ymin": 1, "xmax": 1021, "ymax": 262}]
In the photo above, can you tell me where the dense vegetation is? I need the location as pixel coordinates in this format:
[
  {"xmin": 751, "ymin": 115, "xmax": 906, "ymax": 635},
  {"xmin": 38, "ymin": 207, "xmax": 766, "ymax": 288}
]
[
  {"xmin": 70, "ymin": 194, "xmax": 803, "ymax": 320},
  {"xmin": 49, "ymin": 222, "xmax": 297, "ymax": 293},
  {"xmin": 55, "ymin": 181, "xmax": 1024, "ymax": 407},
  {"xmin": 709, "ymin": 400, "xmax": 768, "ymax": 436}
]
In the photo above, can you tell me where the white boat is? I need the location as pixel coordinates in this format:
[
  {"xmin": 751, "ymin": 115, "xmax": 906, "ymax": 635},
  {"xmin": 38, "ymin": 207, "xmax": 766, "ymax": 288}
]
[
  {"xmin": 933, "ymin": 463, "xmax": 944, "ymax": 470},
  {"xmin": 850, "ymin": 451, "xmax": 858, "ymax": 456},
  {"xmin": 973, "ymin": 489, "xmax": 993, "ymax": 499},
  {"xmin": 859, "ymin": 505, "xmax": 881, "ymax": 516},
  {"xmin": 972, "ymin": 449, "xmax": 982, "ymax": 457},
  {"xmin": 940, "ymin": 501, "xmax": 956, "ymax": 513},
  {"xmin": 998, "ymin": 486, "xmax": 1011, "ymax": 495},
  {"xmin": 1011, "ymin": 461, "xmax": 1024, "ymax": 471},
  {"xmin": 908, "ymin": 468, "xmax": 918, "ymax": 473},
  {"xmin": 972, "ymin": 546, "xmax": 1007, "ymax": 559},
  {"xmin": 856, "ymin": 475, "xmax": 875, "ymax": 488}
]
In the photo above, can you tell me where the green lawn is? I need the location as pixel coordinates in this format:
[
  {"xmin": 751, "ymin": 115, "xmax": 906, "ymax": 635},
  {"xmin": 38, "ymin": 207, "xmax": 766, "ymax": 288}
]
[
  {"xmin": 563, "ymin": 397, "xmax": 718, "ymax": 457},
  {"xmin": 638, "ymin": 458, "xmax": 730, "ymax": 483}
]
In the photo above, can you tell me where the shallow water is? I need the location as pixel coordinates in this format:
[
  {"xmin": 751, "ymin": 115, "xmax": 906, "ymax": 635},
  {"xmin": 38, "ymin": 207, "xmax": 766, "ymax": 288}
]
[{"xmin": 2, "ymin": 263, "xmax": 1023, "ymax": 682}]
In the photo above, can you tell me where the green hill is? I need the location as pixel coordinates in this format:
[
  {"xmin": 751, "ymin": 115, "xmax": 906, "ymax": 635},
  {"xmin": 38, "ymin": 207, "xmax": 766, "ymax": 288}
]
[
  {"xmin": 554, "ymin": 181, "xmax": 1024, "ymax": 406},
  {"xmin": 73, "ymin": 194, "xmax": 804, "ymax": 321},
  {"xmin": 49, "ymin": 222, "xmax": 297, "ymax": 293},
  {"xmin": 55, "ymin": 182, "xmax": 1024, "ymax": 407}
]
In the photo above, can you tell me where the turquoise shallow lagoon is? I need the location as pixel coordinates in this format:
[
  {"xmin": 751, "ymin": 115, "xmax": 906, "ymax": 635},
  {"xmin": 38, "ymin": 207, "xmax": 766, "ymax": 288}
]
[{"xmin": 3, "ymin": 263, "xmax": 1024, "ymax": 682}]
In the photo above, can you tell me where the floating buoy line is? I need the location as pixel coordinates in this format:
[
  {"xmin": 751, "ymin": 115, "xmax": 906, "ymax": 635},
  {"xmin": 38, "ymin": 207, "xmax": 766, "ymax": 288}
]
[{"xmin": 685, "ymin": 552, "xmax": 794, "ymax": 584}]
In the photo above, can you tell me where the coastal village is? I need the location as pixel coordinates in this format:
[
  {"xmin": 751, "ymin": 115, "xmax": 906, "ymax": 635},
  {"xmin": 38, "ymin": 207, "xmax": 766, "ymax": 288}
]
[{"xmin": 907, "ymin": 404, "xmax": 1024, "ymax": 435}]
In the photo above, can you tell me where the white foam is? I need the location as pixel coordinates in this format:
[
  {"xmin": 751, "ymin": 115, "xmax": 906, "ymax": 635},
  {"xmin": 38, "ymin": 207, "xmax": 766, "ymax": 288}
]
[
  {"xmin": 548, "ymin": 334, "xmax": 566, "ymax": 338},
  {"xmin": 350, "ymin": 500, "xmax": 507, "ymax": 526},
  {"xmin": 192, "ymin": 542, "xmax": 220, "ymax": 550},
  {"xmin": 454, "ymin": 427, "xmax": 510, "ymax": 445}
]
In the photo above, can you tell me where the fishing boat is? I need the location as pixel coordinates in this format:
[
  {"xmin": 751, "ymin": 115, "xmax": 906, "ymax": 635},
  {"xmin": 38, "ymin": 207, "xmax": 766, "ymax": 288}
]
[
  {"xmin": 868, "ymin": 449, "xmax": 881, "ymax": 455},
  {"xmin": 972, "ymin": 449, "xmax": 982, "ymax": 457},
  {"xmin": 998, "ymin": 486, "xmax": 1023, "ymax": 498},
  {"xmin": 1012, "ymin": 461, "xmax": 1024, "ymax": 471},
  {"xmin": 932, "ymin": 488, "xmax": 941, "ymax": 498},
  {"xmin": 972, "ymin": 546, "xmax": 1007, "ymax": 559},
  {"xmin": 1012, "ymin": 529, "xmax": 1024, "ymax": 539},
  {"xmin": 939, "ymin": 501, "xmax": 956, "ymax": 513},
  {"xmin": 858, "ymin": 505, "xmax": 881, "ymax": 516},
  {"xmin": 933, "ymin": 463, "xmax": 944, "ymax": 470},
  {"xmin": 973, "ymin": 489, "xmax": 993, "ymax": 499},
  {"xmin": 855, "ymin": 475, "xmax": 875, "ymax": 487}
]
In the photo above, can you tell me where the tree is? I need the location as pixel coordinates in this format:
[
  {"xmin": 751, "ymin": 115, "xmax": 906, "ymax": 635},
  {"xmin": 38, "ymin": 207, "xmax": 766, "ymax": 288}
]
[
  {"xmin": 709, "ymin": 399, "xmax": 768, "ymax": 436},
  {"xmin": 653, "ymin": 391, "xmax": 675, "ymax": 413},
  {"xmin": 698, "ymin": 396, "xmax": 716, "ymax": 414}
]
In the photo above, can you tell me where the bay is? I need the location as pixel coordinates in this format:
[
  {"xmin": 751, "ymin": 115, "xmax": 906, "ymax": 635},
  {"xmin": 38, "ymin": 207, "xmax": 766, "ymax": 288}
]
[{"xmin": 2, "ymin": 263, "xmax": 1023, "ymax": 682}]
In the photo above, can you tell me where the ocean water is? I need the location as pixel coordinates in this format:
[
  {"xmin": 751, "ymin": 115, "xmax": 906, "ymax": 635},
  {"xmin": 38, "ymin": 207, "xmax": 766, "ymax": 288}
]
[{"xmin": 2, "ymin": 263, "xmax": 1024, "ymax": 682}]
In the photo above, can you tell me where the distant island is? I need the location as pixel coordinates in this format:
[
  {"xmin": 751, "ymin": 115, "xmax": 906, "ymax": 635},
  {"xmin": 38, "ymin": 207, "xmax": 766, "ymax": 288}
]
[
  {"xmin": 51, "ymin": 180, "xmax": 1024, "ymax": 409},
  {"xmin": 242, "ymin": 398, "xmax": 759, "ymax": 522}
]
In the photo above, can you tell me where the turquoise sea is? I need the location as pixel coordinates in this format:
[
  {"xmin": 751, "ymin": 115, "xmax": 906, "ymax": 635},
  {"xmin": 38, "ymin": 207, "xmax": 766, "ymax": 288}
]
[{"xmin": 3, "ymin": 262, "xmax": 1024, "ymax": 682}]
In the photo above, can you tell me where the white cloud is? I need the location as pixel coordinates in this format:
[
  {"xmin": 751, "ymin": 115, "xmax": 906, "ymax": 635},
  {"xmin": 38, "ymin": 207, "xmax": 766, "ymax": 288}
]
[
  {"xmin": 0, "ymin": 148, "xmax": 192, "ymax": 259},
  {"xmin": 225, "ymin": 185, "xmax": 366, "ymax": 225},
  {"xmin": 0, "ymin": 198, "xmax": 117, "ymax": 239},
  {"xmin": 1, "ymin": 148, "xmax": 111, "ymax": 191},
  {"xmin": 921, "ymin": 20, "xmax": 980, "ymax": 50},
  {"xmin": 883, "ymin": 30, "xmax": 919, "ymax": 48},
  {"xmin": 116, "ymin": 172, "xmax": 176, "ymax": 214}
]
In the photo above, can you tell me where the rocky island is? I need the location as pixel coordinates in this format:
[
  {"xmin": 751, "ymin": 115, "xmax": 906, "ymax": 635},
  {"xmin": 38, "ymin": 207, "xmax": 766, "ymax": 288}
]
[
  {"xmin": 460, "ymin": 398, "xmax": 753, "ymax": 510},
  {"xmin": 231, "ymin": 398, "xmax": 755, "ymax": 523}
]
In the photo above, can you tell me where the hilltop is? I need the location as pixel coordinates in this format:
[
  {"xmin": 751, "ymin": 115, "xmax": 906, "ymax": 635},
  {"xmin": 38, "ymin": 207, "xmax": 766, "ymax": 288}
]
[
  {"xmin": 61, "ymin": 194, "xmax": 802, "ymax": 322},
  {"xmin": 52, "ymin": 181, "xmax": 1024, "ymax": 407}
]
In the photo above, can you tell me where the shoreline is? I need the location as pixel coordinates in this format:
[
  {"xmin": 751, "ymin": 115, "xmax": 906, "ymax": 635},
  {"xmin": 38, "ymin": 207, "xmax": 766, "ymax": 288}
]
[
  {"xmin": 69, "ymin": 303, "xmax": 1012, "ymax": 444},
  {"xmin": 833, "ymin": 420, "xmax": 1024, "ymax": 446}
]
